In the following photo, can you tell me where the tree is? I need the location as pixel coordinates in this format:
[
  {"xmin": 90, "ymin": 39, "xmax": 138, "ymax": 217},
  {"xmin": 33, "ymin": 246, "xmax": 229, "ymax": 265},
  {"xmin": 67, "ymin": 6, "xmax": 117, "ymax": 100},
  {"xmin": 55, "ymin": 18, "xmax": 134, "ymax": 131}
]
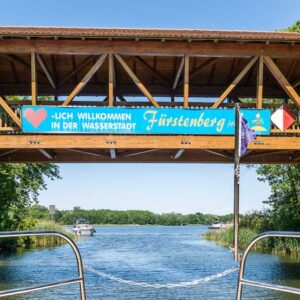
[
  {"xmin": 282, "ymin": 20, "xmax": 300, "ymax": 32},
  {"xmin": 0, "ymin": 164, "xmax": 60, "ymax": 231},
  {"xmin": 256, "ymin": 165, "xmax": 300, "ymax": 231}
]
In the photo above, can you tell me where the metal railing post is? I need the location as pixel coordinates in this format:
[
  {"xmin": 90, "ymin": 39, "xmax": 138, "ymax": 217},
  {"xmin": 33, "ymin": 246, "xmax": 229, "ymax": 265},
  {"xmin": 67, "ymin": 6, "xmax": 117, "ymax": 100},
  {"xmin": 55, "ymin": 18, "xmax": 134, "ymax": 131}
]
[
  {"xmin": 237, "ymin": 231, "xmax": 300, "ymax": 300},
  {"xmin": 0, "ymin": 230, "xmax": 86, "ymax": 300}
]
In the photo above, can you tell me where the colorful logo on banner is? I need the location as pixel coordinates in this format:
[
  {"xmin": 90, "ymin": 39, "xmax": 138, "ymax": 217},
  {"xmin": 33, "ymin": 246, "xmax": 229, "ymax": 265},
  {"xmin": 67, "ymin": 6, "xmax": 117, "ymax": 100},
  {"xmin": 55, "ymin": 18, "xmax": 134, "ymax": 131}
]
[{"xmin": 21, "ymin": 106, "xmax": 271, "ymax": 135}]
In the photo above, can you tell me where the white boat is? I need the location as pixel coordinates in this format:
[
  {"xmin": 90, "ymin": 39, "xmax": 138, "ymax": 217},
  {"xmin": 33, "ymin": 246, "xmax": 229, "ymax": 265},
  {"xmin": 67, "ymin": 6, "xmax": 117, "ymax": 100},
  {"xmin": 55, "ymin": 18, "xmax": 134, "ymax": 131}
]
[
  {"xmin": 72, "ymin": 219, "xmax": 96, "ymax": 236},
  {"xmin": 208, "ymin": 221, "xmax": 226, "ymax": 230}
]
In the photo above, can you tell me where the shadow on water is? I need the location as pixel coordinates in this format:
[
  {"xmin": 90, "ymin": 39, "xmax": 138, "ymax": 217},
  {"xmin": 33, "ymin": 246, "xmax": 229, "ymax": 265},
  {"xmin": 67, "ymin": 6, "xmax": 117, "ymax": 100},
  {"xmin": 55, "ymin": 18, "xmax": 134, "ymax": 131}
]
[{"xmin": 0, "ymin": 226, "xmax": 299, "ymax": 300}]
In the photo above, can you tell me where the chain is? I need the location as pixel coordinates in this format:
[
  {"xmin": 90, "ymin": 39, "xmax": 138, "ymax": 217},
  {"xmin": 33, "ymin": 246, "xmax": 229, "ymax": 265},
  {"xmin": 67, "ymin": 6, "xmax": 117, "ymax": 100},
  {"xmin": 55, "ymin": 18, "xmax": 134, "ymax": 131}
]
[{"xmin": 83, "ymin": 264, "xmax": 239, "ymax": 289}]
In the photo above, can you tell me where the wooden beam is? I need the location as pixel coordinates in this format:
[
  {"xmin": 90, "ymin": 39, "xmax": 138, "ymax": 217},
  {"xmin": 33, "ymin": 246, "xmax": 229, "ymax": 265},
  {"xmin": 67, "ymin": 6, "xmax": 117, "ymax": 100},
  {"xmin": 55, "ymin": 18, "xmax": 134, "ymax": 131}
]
[
  {"xmin": 108, "ymin": 53, "xmax": 114, "ymax": 107},
  {"xmin": 256, "ymin": 56, "xmax": 264, "ymax": 108},
  {"xmin": 173, "ymin": 149, "xmax": 185, "ymax": 159},
  {"xmin": 212, "ymin": 56, "xmax": 258, "ymax": 108},
  {"xmin": 36, "ymin": 54, "xmax": 56, "ymax": 90},
  {"xmin": 203, "ymin": 149, "xmax": 232, "ymax": 159},
  {"xmin": 173, "ymin": 57, "xmax": 184, "ymax": 90},
  {"xmin": 62, "ymin": 54, "xmax": 107, "ymax": 106},
  {"xmin": 2, "ymin": 39, "xmax": 300, "ymax": 58},
  {"xmin": 0, "ymin": 149, "xmax": 18, "ymax": 157},
  {"xmin": 31, "ymin": 52, "xmax": 37, "ymax": 105},
  {"xmin": 263, "ymin": 56, "xmax": 300, "ymax": 109},
  {"xmin": 59, "ymin": 56, "xmax": 95, "ymax": 87},
  {"xmin": 66, "ymin": 148, "xmax": 107, "ymax": 157},
  {"xmin": 121, "ymin": 149, "xmax": 159, "ymax": 158},
  {"xmin": 110, "ymin": 148, "xmax": 117, "ymax": 159},
  {"xmin": 183, "ymin": 55, "xmax": 189, "ymax": 108},
  {"xmin": 179, "ymin": 58, "xmax": 217, "ymax": 87},
  {"xmin": 0, "ymin": 96, "xmax": 21, "ymax": 127},
  {"xmin": 133, "ymin": 56, "xmax": 170, "ymax": 86},
  {"xmin": 38, "ymin": 149, "xmax": 54, "ymax": 159},
  {"xmin": 1, "ymin": 135, "xmax": 299, "ymax": 151},
  {"xmin": 114, "ymin": 54, "xmax": 159, "ymax": 107}
]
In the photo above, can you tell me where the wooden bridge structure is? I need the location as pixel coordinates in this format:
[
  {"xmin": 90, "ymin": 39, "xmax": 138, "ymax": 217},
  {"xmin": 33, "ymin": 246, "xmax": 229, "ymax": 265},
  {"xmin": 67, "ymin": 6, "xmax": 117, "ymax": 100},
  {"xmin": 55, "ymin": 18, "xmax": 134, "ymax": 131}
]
[{"xmin": 0, "ymin": 26, "xmax": 299, "ymax": 163}]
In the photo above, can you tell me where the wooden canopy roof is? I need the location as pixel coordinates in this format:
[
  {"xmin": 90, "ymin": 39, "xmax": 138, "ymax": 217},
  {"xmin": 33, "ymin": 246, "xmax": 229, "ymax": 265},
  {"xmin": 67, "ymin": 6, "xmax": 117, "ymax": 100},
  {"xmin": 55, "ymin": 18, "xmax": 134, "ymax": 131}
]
[
  {"xmin": 0, "ymin": 26, "xmax": 299, "ymax": 164},
  {"xmin": 0, "ymin": 26, "xmax": 299, "ymax": 99}
]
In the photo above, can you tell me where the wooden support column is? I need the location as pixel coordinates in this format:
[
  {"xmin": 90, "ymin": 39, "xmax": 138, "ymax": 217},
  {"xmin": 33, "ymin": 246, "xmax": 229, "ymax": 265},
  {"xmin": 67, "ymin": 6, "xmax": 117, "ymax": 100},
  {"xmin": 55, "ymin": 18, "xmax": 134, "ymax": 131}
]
[
  {"xmin": 183, "ymin": 55, "xmax": 189, "ymax": 108},
  {"xmin": 256, "ymin": 56, "xmax": 264, "ymax": 109},
  {"xmin": 31, "ymin": 52, "xmax": 37, "ymax": 105},
  {"xmin": 114, "ymin": 54, "xmax": 159, "ymax": 107},
  {"xmin": 108, "ymin": 53, "xmax": 114, "ymax": 107},
  {"xmin": 212, "ymin": 56, "xmax": 258, "ymax": 108},
  {"xmin": 62, "ymin": 54, "xmax": 107, "ymax": 106},
  {"xmin": 264, "ymin": 56, "xmax": 300, "ymax": 109},
  {"xmin": 0, "ymin": 96, "xmax": 21, "ymax": 127}
]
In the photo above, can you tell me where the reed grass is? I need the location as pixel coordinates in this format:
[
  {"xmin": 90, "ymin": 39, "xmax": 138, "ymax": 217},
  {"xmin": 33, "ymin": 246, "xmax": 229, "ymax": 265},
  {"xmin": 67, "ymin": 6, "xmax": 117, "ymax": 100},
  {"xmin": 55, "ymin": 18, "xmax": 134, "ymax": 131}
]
[
  {"xmin": 203, "ymin": 227, "xmax": 300, "ymax": 257},
  {"xmin": 17, "ymin": 221, "xmax": 76, "ymax": 248}
]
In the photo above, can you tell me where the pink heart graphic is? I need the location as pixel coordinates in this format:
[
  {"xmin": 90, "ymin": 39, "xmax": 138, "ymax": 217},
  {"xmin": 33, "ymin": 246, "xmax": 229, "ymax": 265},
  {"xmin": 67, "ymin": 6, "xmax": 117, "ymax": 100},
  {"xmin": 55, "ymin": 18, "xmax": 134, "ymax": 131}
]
[{"xmin": 23, "ymin": 108, "xmax": 47, "ymax": 128}]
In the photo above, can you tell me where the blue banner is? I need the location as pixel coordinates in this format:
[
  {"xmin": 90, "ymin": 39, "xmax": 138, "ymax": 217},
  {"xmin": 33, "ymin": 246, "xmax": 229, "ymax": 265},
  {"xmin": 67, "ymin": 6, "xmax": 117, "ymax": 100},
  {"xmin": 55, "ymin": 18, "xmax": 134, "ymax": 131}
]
[{"xmin": 21, "ymin": 106, "xmax": 270, "ymax": 135}]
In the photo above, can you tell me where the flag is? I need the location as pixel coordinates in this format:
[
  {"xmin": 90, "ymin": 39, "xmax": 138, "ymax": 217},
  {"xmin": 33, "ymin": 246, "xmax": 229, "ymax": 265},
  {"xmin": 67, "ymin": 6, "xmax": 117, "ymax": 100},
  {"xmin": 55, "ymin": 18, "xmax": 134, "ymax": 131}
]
[{"xmin": 240, "ymin": 115, "xmax": 256, "ymax": 156}]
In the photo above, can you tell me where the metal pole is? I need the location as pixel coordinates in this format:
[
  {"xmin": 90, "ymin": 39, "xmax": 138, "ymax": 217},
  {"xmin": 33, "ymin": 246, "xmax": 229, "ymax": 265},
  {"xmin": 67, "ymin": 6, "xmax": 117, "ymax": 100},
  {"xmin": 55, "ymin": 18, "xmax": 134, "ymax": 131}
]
[
  {"xmin": 0, "ymin": 230, "xmax": 86, "ymax": 300},
  {"xmin": 233, "ymin": 103, "xmax": 241, "ymax": 261},
  {"xmin": 236, "ymin": 231, "xmax": 300, "ymax": 299}
]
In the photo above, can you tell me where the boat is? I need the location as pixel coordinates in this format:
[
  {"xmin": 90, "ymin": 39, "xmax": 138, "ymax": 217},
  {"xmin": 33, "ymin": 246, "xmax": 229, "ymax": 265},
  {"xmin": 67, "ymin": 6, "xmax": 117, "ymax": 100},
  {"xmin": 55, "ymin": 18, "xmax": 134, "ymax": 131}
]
[
  {"xmin": 72, "ymin": 219, "xmax": 96, "ymax": 236},
  {"xmin": 208, "ymin": 221, "xmax": 226, "ymax": 230}
]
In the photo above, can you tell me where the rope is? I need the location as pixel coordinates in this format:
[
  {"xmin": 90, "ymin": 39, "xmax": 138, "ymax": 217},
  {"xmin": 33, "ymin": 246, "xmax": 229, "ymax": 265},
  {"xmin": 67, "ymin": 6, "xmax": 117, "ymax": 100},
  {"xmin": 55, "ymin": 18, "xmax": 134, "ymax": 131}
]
[{"xmin": 83, "ymin": 264, "xmax": 239, "ymax": 289}]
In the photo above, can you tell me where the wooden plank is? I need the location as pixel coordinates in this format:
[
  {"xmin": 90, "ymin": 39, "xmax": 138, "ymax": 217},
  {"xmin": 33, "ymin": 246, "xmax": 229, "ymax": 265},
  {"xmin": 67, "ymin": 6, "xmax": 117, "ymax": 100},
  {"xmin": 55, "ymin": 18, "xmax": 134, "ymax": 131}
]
[
  {"xmin": 1, "ymin": 39, "xmax": 300, "ymax": 58},
  {"xmin": 31, "ymin": 52, "xmax": 37, "ymax": 105},
  {"xmin": 212, "ymin": 56, "xmax": 258, "ymax": 108},
  {"xmin": 36, "ymin": 54, "xmax": 56, "ymax": 89},
  {"xmin": 173, "ymin": 57, "xmax": 184, "ymax": 90},
  {"xmin": 183, "ymin": 55, "xmax": 189, "ymax": 108},
  {"xmin": 133, "ymin": 56, "xmax": 170, "ymax": 86},
  {"xmin": 62, "ymin": 54, "xmax": 107, "ymax": 106},
  {"xmin": 256, "ymin": 56, "xmax": 264, "ymax": 108},
  {"xmin": 108, "ymin": 53, "xmax": 114, "ymax": 107},
  {"xmin": 263, "ymin": 56, "xmax": 300, "ymax": 109},
  {"xmin": 114, "ymin": 54, "xmax": 159, "ymax": 107},
  {"xmin": 0, "ymin": 96, "xmax": 21, "ymax": 127},
  {"xmin": 0, "ymin": 135, "xmax": 299, "ymax": 151}
]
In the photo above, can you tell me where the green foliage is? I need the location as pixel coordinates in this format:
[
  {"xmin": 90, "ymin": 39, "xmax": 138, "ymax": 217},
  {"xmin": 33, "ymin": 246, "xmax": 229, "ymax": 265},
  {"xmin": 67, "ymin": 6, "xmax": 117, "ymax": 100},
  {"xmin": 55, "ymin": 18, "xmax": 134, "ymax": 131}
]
[
  {"xmin": 44, "ymin": 207, "xmax": 232, "ymax": 226},
  {"xmin": 282, "ymin": 20, "xmax": 300, "ymax": 33},
  {"xmin": 256, "ymin": 165, "xmax": 300, "ymax": 231},
  {"xmin": 204, "ymin": 227, "xmax": 300, "ymax": 256},
  {"xmin": 0, "ymin": 163, "xmax": 60, "ymax": 250},
  {"xmin": 204, "ymin": 163, "xmax": 300, "ymax": 256}
]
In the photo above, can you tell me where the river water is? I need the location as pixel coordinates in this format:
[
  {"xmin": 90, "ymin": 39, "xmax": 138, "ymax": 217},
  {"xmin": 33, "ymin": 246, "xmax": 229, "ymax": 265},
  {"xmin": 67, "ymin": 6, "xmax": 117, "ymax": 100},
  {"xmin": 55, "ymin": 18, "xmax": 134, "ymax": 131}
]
[{"xmin": 0, "ymin": 225, "xmax": 299, "ymax": 299}]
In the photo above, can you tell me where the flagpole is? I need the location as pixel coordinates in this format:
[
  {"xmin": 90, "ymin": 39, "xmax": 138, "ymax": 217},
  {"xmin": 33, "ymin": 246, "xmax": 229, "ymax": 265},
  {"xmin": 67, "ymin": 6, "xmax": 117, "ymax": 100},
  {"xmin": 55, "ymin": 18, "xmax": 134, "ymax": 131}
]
[{"xmin": 233, "ymin": 103, "xmax": 241, "ymax": 261}]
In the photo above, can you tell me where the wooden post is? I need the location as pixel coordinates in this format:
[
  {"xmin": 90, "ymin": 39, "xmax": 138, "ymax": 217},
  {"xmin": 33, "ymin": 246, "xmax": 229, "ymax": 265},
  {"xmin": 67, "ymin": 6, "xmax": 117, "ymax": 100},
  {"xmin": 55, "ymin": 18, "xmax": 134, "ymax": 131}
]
[
  {"xmin": 212, "ymin": 57, "xmax": 258, "ymax": 108},
  {"xmin": 108, "ymin": 53, "xmax": 114, "ymax": 107},
  {"xmin": 31, "ymin": 52, "xmax": 37, "ymax": 105},
  {"xmin": 183, "ymin": 55, "xmax": 189, "ymax": 108},
  {"xmin": 233, "ymin": 103, "xmax": 241, "ymax": 261},
  {"xmin": 0, "ymin": 96, "xmax": 21, "ymax": 128},
  {"xmin": 256, "ymin": 56, "xmax": 264, "ymax": 109},
  {"xmin": 114, "ymin": 54, "xmax": 159, "ymax": 107},
  {"xmin": 264, "ymin": 56, "xmax": 300, "ymax": 109}
]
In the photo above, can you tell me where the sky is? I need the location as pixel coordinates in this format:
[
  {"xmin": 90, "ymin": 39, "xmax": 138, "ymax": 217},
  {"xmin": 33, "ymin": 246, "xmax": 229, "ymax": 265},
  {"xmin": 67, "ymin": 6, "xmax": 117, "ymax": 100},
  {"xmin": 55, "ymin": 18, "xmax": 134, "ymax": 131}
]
[{"xmin": 1, "ymin": 0, "xmax": 296, "ymax": 214}]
